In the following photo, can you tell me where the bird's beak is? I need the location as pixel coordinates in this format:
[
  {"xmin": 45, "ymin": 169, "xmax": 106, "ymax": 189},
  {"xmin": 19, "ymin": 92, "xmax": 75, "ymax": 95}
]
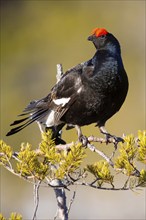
[{"xmin": 87, "ymin": 35, "xmax": 94, "ymax": 41}]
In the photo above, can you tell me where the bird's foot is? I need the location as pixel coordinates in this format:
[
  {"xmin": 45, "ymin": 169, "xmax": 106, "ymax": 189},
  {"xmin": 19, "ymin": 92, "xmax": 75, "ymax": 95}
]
[
  {"xmin": 99, "ymin": 126, "xmax": 124, "ymax": 147},
  {"xmin": 75, "ymin": 125, "xmax": 88, "ymax": 146},
  {"xmin": 79, "ymin": 135, "xmax": 88, "ymax": 146},
  {"xmin": 105, "ymin": 133, "xmax": 124, "ymax": 146}
]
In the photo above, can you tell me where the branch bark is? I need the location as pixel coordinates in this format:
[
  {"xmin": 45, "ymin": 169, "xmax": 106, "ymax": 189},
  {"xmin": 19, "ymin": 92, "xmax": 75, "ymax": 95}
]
[
  {"xmin": 32, "ymin": 180, "xmax": 41, "ymax": 220},
  {"xmin": 53, "ymin": 64, "xmax": 68, "ymax": 220},
  {"xmin": 54, "ymin": 187, "xmax": 68, "ymax": 220}
]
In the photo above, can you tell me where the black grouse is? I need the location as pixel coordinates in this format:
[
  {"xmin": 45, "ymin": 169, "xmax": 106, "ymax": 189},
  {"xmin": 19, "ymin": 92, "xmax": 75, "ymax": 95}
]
[{"xmin": 6, "ymin": 28, "xmax": 129, "ymax": 144}]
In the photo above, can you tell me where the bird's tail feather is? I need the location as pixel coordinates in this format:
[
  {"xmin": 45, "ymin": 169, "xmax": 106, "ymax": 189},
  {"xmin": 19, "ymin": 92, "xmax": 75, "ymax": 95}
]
[{"xmin": 6, "ymin": 102, "xmax": 49, "ymax": 136}]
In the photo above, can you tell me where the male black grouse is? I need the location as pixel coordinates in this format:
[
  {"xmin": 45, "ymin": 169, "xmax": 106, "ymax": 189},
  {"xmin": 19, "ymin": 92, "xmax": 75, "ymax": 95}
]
[{"xmin": 6, "ymin": 28, "xmax": 129, "ymax": 144}]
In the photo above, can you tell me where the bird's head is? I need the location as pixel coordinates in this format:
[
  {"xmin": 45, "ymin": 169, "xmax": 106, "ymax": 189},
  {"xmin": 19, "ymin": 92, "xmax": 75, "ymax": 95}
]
[{"xmin": 88, "ymin": 28, "xmax": 120, "ymax": 53}]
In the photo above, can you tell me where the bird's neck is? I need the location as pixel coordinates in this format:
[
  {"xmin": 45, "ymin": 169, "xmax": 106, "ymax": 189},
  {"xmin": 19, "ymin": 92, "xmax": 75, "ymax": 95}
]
[{"xmin": 93, "ymin": 38, "xmax": 121, "ymax": 56}]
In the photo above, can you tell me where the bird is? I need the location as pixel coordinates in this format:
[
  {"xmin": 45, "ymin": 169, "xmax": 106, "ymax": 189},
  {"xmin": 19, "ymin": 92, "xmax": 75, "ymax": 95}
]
[{"xmin": 6, "ymin": 28, "xmax": 129, "ymax": 145}]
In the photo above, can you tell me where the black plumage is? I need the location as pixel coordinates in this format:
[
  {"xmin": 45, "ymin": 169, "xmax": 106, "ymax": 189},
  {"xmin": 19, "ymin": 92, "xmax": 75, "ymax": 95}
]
[{"xmin": 6, "ymin": 28, "xmax": 128, "ymax": 144}]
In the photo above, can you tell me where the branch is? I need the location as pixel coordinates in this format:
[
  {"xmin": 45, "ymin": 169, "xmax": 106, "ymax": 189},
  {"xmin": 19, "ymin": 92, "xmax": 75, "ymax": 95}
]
[
  {"xmin": 32, "ymin": 180, "xmax": 41, "ymax": 220},
  {"xmin": 67, "ymin": 190, "xmax": 76, "ymax": 214},
  {"xmin": 56, "ymin": 142, "xmax": 74, "ymax": 151},
  {"xmin": 56, "ymin": 64, "xmax": 64, "ymax": 82},
  {"xmin": 86, "ymin": 142, "xmax": 114, "ymax": 167},
  {"xmin": 73, "ymin": 181, "xmax": 130, "ymax": 191},
  {"xmin": 54, "ymin": 187, "xmax": 68, "ymax": 220}
]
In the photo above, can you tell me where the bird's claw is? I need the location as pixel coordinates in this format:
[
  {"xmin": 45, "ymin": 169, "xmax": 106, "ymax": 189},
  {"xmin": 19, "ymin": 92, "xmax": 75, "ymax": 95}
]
[
  {"xmin": 79, "ymin": 135, "xmax": 88, "ymax": 146},
  {"xmin": 105, "ymin": 133, "xmax": 124, "ymax": 146}
]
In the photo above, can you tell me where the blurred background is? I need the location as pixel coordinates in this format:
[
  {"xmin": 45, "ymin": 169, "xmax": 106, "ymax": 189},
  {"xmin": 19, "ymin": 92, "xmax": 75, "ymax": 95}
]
[{"xmin": 1, "ymin": 1, "xmax": 145, "ymax": 219}]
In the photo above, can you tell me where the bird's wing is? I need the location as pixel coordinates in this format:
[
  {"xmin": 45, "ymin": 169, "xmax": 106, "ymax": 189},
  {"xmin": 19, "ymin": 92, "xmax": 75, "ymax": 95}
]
[
  {"xmin": 51, "ymin": 60, "xmax": 96, "ymax": 124},
  {"xmin": 6, "ymin": 64, "xmax": 84, "ymax": 136},
  {"xmin": 50, "ymin": 67, "xmax": 84, "ymax": 123},
  {"xmin": 65, "ymin": 60, "xmax": 95, "ymax": 77}
]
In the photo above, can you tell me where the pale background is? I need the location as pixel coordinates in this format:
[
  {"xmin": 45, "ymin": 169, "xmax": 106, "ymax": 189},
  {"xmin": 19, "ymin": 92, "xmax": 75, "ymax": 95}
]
[{"xmin": 1, "ymin": 1, "xmax": 145, "ymax": 219}]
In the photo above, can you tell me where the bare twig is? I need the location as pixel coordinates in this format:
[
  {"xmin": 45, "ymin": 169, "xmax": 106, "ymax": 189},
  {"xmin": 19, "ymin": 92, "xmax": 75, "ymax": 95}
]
[
  {"xmin": 74, "ymin": 181, "xmax": 130, "ymax": 191},
  {"xmin": 86, "ymin": 142, "xmax": 114, "ymax": 167},
  {"xmin": 109, "ymin": 147, "xmax": 117, "ymax": 160},
  {"xmin": 56, "ymin": 64, "xmax": 64, "ymax": 82},
  {"xmin": 88, "ymin": 135, "xmax": 117, "ymax": 144},
  {"xmin": 67, "ymin": 189, "xmax": 76, "ymax": 214},
  {"xmin": 56, "ymin": 142, "xmax": 74, "ymax": 151},
  {"xmin": 32, "ymin": 179, "xmax": 41, "ymax": 220}
]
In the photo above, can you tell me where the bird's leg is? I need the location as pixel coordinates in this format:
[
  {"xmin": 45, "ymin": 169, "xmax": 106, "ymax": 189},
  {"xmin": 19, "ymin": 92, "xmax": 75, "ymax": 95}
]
[
  {"xmin": 99, "ymin": 126, "xmax": 124, "ymax": 145},
  {"xmin": 75, "ymin": 125, "xmax": 88, "ymax": 146}
]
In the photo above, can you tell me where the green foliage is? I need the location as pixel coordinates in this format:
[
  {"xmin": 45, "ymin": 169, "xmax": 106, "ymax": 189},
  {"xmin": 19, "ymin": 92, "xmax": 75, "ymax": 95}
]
[
  {"xmin": 0, "ymin": 130, "xmax": 86, "ymax": 182},
  {"xmin": 138, "ymin": 169, "xmax": 146, "ymax": 187},
  {"xmin": 85, "ymin": 131, "xmax": 146, "ymax": 188},
  {"xmin": 114, "ymin": 131, "xmax": 146, "ymax": 187},
  {"xmin": 0, "ymin": 213, "xmax": 6, "ymax": 220},
  {"xmin": 39, "ymin": 132, "xmax": 86, "ymax": 180},
  {"xmin": 0, "ymin": 140, "xmax": 12, "ymax": 165},
  {"xmin": 137, "ymin": 130, "xmax": 146, "ymax": 163},
  {"xmin": 114, "ymin": 134, "xmax": 138, "ymax": 176},
  {"xmin": 0, "ymin": 213, "xmax": 22, "ymax": 220},
  {"xmin": 114, "ymin": 131, "xmax": 146, "ymax": 178},
  {"xmin": 0, "ymin": 130, "xmax": 146, "ymax": 219},
  {"xmin": 0, "ymin": 130, "xmax": 145, "ymax": 188},
  {"xmin": 86, "ymin": 160, "xmax": 113, "ymax": 187},
  {"xmin": 39, "ymin": 132, "xmax": 61, "ymax": 165},
  {"xmin": 9, "ymin": 213, "xmax": 22, "ymax": 220},
  {"xmin": 56, "ymin": 143, "xmax": 86, "ymax": 179},
  {"xmin": 17, "ymin": 143, "xmax": 48, "ymax": 179}
]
